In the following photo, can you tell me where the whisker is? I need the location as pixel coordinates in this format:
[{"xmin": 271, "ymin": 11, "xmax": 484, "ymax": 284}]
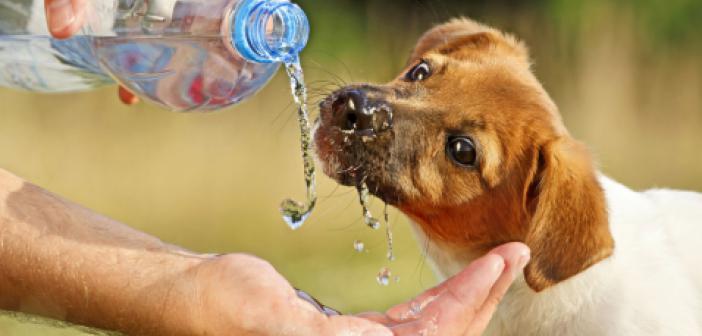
[
  {"xmin": 268, "ymin": 95, "xmax": 293, "ymax": 117},
  {"xmin": 306, "ymin": 53, "xmax": 355, "ymax": 84},
  {"xmin": 337, "ymin": 164, "xmax": 362, "ymax": 174},
  {"xmin": 417, "ymin": 237, "xmax": 433, "ymax": 289}
]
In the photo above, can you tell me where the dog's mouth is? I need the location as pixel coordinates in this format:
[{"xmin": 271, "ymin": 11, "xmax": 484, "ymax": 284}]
[{"xmin": 313, "ymin": 87, "xmax": 405, "ymax": 205}]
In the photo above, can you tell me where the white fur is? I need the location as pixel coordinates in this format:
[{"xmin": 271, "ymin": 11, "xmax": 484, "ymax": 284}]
[{"xmin": 414, "ymin": 175, "xmax": 702, "ymax": 335}]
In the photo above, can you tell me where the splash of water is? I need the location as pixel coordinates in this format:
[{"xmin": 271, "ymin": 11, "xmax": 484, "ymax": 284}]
[{"xmin": 280, "ymin": 57, "xmax": 317, "ymax": 230}]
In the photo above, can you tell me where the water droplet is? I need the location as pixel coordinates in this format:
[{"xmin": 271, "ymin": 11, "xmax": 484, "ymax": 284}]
[
  {"xmin": 280, "ymin": 58, "xmax": 317, "ymax": 229},
  {"xmin": 376, "ymin": 267, "xmax": 391, "ymax": 286},
  {"xmin": 387, "ymin": 251, "xmax": 396, "ymax": 262},
  {"xmin": 322, "ymin": 306, "xmax": 341, "ymax": 316},
  {"xmin": 410, "ymin": 301, "xmax": 422, "ymax": 316},
  {"xmin": 365, "ymin": 216, "xmax": 380, "ymax": 230},
  {"xmin": 281, "ymin": 199, "xmax": 312, "ymax": 230},
  {"xmin": 418, "ymin": 316, "xmax": 439, "ymax": 336},
  {"xmin": 353, "ymin": 240, "xmax": 365, "ymax": 252}
]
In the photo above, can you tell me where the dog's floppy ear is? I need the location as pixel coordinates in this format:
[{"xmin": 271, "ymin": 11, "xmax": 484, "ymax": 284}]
[
  {"xmin": 408, "ymin": 17, "xmax": 528, "ymax": 65},
  {"xmin": 522, "ymin": 137, "xmax": 614, "ymax": 292}
]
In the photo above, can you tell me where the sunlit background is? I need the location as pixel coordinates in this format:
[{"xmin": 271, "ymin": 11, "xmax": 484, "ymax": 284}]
[{"xmin": 1, "ymin": 0, "xmax": 701, "ymax": 334}]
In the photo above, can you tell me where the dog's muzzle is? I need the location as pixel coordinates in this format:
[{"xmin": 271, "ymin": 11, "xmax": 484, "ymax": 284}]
[{"xmin": 328, "ymin": 88, "xmax": 393, "ymax": 137}]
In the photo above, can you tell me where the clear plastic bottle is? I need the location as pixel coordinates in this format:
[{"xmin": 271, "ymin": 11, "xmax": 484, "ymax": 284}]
[{"xmin": 0, "ymin": 0, "xmax": 309, "ymax": 111}]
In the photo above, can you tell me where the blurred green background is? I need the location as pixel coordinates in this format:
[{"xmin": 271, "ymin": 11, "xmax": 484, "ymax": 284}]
[{"xmin": 1, "ymin": 0, "xmax": 701, "ymax": 334}]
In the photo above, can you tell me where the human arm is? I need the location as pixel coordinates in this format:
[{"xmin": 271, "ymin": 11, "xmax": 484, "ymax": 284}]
[
  {"xmin": 0, "ymin": 168, "xmax": 391, "ymax": 335},
  {"xmin": 0, "ymin": 166, "xmax": 529, "ymax": 335},
  {"xmin": 0, "ymin": 167, "xmax": 203, "ymax": 334}
]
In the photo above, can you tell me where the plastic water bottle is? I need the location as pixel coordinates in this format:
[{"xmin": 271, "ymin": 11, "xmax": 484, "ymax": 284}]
[{"xmin": 0, "ymin": 0, "xmax": 309, "ymax": 111}]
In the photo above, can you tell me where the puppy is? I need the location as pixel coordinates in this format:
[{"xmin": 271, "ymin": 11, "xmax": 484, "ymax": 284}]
[{"xmin": 313, "ymin": 18, "xmax": 702, "ymax": 335}]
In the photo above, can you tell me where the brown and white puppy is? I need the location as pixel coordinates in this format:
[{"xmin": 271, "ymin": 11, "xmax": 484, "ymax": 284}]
[{"xmin": 314, "ymin": 18, "xmax": 702, "ymax": 335}]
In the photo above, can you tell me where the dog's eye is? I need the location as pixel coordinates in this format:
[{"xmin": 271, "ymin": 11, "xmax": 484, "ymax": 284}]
[
  {"xmin": 447, "ymin": 137, "xmax": 477, "ymax": 167},
  {"xmin": 405, "ymin": 60, "xmax": 432, "ymax": 82}
]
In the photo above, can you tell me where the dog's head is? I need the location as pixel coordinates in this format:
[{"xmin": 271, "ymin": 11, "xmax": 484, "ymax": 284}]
[{"xmin": 314, "ymin": 18, "xmax": 613, "ymax": 292}]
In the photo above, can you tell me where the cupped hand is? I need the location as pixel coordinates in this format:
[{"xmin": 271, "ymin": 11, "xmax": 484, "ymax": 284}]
[
  {"xmin": 169, "ymin": 253, "xmax": 392, "ymax": 336},
  {"xmin": 361, "ymin": 242, "xmax": 530, "ymax": 336},
  {"xmin": 162, "ymin": 242, "xmax": 528, "ymax": 336},
  {"xmin": 45, "ymin": 0, "xmax": 139, "ymax": 105}
]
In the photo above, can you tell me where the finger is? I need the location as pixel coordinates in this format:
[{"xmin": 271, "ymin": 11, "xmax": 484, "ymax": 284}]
[
  {"xmin": 356, "ymin": 312, "xmax": 395, "ymax": 326},
  {"xmin": 386, "ymin": 290, "xmax": 441, "ymax": 322},
  {"xmin": 321, "ymin": 315, "xmax": 393, "ymax": 336},
  {"xmin": 387, "ymin": 243, "xmax": 529, "ymax": 324},
  {"xmin": 45, "ymin": 0, "xmax": 86, "ymax": 39},
  {"xmin": 392, "ymin": 254, "xmax": 505, "ymax": 336},
  {"xmin": 389, "ymin": 319, "xmax": 433, "ymax": 335},
  {"xmin": 118, "ymin": 86, "xmax": 140, "ymax": 105},
  {"xmin": 386, "ymin": 248, "xmax": 505, "ymax": 323},
  {"xmin": 386, "ymin": 266, "xmax": 454, "ymax": 322},
  {"xmin": 289, "ymin": 295, "xmax": 391, "ymax": 336},
  {"xmin": 465, "ymin": 243, "xmax": 530, "ymax": 336}
]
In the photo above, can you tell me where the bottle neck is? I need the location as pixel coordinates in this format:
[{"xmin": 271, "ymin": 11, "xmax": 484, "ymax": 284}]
[{"xmin": 230, "ymin": 0, "xmax": 309, "ymax": 64}]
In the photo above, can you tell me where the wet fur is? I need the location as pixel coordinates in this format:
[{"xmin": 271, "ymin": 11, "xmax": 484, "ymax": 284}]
[{"xmin": 314, "ymin": 18, "xmax": 702, "ymax": 335}]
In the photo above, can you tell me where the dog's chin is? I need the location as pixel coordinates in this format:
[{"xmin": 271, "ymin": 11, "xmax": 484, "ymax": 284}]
[
  {"xmin": 313, "ymin": 125, "xmax": 404, "ymax": 206},
  {"xmin": 331, "ymin": 169, "xmax": 402, "ymax": 205}
]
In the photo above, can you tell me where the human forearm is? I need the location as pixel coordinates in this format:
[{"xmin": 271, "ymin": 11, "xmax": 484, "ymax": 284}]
[{"xmin": 0, "ymin": 168, "xmax": 201, "ymax": 334}]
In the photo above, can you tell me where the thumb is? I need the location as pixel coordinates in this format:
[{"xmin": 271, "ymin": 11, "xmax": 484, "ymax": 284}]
[{"xmin": 466, "ymin": 242, "xmax": 530, "ymax": 336}]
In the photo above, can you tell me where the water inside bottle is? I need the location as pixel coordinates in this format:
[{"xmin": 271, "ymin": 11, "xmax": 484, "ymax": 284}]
[
  {"xmin": 0, "ymin": 34, "xmax": 279, "ymax": 110},
  {"xmin": 280, "ymin": 57, "xmax": 317, "ymax": 230},
  {"xmin": 94, "ymin": 35, "xmax": 279, "ymax": 111}
]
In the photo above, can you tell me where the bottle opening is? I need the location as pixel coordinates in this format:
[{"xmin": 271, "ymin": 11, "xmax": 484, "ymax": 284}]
[{"xmin": 232, "ymin": 0, "xmax": 309, "ymax": 63}]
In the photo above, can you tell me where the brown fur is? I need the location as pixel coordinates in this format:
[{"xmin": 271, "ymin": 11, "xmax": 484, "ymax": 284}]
[{"xmin": 314, "ymin": 18, "xmax": 614, "ymax": 291}]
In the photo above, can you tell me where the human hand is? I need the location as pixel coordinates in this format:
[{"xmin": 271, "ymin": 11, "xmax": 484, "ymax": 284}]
[
  {"xmin": 44, "ymin": 0, "xmax": 85, "ymax": 38},
  {"xmin": 0, "ymin": 168, "xmax": 526, "ymax": 336},
  {"xmin": 165, "ymin": 253, "xmax": 392, "ymax": 336},
  {"xmin": 44, "ymin": 0, "xmax": 139, "ymax": 105},
  {"xmin": 360, "ymin": 242, "xmax": 530, "ymax": 336},
  {"xmin": 148, "ymin": 242, "xmax": 528, "ymax": 336}
]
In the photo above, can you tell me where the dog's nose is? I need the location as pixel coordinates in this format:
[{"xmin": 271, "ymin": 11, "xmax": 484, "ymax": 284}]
[{"xmin": 330, "ymin": 89, "xmax": 392, "ymax": 135}]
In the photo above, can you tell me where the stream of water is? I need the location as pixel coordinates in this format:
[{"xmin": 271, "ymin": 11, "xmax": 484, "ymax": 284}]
[
  {"xmin": 281, "ymin": 57, "xmax": 397, "ymax": 286},
  {"xmin": 280, "ymin": 58, "xmax": 317, "ymax": 230}
]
